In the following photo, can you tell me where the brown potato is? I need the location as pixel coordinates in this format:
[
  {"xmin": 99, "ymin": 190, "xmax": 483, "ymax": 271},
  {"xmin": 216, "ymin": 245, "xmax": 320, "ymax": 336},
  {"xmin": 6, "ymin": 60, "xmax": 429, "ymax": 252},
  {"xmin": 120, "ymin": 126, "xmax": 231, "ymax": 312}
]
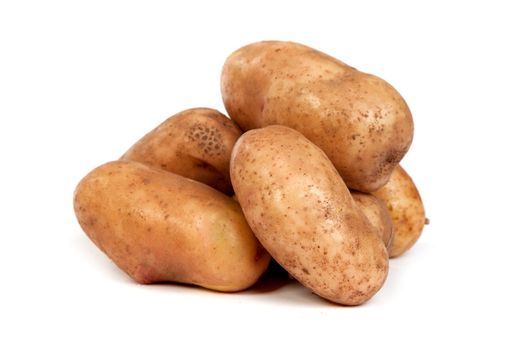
[
  {"xmin": 373, "ymin": 165, "xmax": 426, "ymax": 258},
  {"xmin": 74, "ymin": 160, "xmax": 270, "ymax": 292},
  {"xmin": 221, "ymin": 41, "xmax": 413, "ymax": 192},
  {"xmin": 121, "ymin": 108, "xmax": 241, "ymax": 194},
  {"xmin": 230, "ymin": 125, "xmax": 388, "ymax": 305},
  {"xmin": 351, "ymin": 191, "xmax": 393, "ymax": 253}
]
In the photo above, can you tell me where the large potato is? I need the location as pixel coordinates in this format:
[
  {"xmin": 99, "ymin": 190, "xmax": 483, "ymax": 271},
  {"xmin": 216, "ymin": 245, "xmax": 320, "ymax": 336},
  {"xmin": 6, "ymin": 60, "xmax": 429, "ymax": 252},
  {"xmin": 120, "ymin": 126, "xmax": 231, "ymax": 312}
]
[
  {"xmin": 74, "ymin": 160, "xmax": 270, "ymax": 292},
  {"xmin": 122, "ymin": 108, "xmax": 241, "ymax": 194},
  {"xmin": 221, "ymin": 41, "xmax": 414, "ymax": 192},
  {"xmin": 230, "ymin": 125, "xmax": 388, "ymax": 305},
  {"xmin": 351, "ymin": 191, "xmax": 393, "ymax": 253},
  {"xmin": 373, "ymin": 165, "xmax": 426, "ymax": 257}
]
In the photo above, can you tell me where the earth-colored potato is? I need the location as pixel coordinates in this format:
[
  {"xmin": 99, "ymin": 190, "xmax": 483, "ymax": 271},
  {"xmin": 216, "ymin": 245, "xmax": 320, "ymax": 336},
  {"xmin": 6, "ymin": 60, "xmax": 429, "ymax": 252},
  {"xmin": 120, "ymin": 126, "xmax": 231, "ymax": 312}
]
[
  {"xmin": 373, "ymin": 165, "xmax": 426, "ymax": 258},
  {"xmin": 351, "ymin": 191, "xmax": 393, "ymax": 253},
  {"xmin": 121, "ymin": 108, "xmax": 241, "ymax": 194},
  {"xmin": 230, "ymin": 125, "xmax": 388, "ymax": 305},
  {"xmin": 74, "ymin": 160, "xmax": 270, "ymax": 292},
  {"xmin": 221, "ymin": 41, "xmax": 414, "ymax": 192}
]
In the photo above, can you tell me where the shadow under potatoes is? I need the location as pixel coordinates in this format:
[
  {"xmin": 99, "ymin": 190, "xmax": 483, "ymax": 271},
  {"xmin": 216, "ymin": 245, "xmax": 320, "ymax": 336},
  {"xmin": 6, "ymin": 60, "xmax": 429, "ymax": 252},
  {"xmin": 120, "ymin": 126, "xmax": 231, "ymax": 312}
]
[{"xmin": 247, "ymin": 260, "xmax": 294, "ymax": 293}]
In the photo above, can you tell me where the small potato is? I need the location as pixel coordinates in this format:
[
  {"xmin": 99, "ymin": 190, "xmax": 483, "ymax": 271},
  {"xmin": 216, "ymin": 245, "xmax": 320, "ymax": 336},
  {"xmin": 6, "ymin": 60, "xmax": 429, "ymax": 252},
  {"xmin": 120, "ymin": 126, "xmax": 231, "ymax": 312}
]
[
  {"xmin": 231, "ymin": 125, "xmax": 388, "ymax": 305},
  {"xmin": 351, "ymin": 191, "xmax": 393, "ymax": 253},
  {"xmin": 373, "ymin": 165, "xmax": 426, "ymax": 258},
  {"xmin": 122, "ymin": 108, "xmax": 241, "ymax": 194},
  {"xmin": 221, "ymin": 41, "xmax": 414, "ymax": 192},
  {"xmin": 74, "ymin": 160, "xmax": 270, "ymax": 292}
]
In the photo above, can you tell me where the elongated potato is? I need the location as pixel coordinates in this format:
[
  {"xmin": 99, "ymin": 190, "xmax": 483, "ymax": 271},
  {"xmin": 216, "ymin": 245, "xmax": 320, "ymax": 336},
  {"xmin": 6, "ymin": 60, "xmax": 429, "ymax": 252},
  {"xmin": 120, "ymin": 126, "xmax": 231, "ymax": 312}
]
[
  {"xmin": 74, "ymin": 160, "xmax": 270, "ymax": 291},
  {"xmin": 231, "ymin": 125, "xmax": 388, "ymax": 305},
  {"xmin": 351, "ymin": 191, "xmax": 393, "ymax": 253},
  {"xmin": 373, "ymin": 165, "xmax": 426, "ymax": 258},
  {"xmin": 121, "ymin": 108, "xmax": 241, "ymax": 194},
  {"xmin": 222, "ymin": 41, "xmax": 413, "ymax": 192}
]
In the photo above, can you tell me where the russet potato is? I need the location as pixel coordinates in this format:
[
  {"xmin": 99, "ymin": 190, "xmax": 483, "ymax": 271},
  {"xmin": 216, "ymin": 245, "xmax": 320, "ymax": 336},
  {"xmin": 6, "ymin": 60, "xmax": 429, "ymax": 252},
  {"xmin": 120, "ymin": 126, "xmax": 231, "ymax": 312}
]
[
  {"xmin": 351, "ymin": 191, "xmax": 393, "ymax": 253},
  {"xmin": 373, "ymin": 165, "xmax": 426, "ymax": 258},
  {"xmin": 221, "ymin": 41, "xmax": 413, "ymax": 192},
  {"xmin": 230, "ymin": 125, "xmax": 388, "ymax": 305},
  {"xmin": 74, "ymin": 160, "xmax": 270, "ymax": 291},
  {"xmin": 122, "ymin": 108, "xmax": 241, "ymax": 194}
]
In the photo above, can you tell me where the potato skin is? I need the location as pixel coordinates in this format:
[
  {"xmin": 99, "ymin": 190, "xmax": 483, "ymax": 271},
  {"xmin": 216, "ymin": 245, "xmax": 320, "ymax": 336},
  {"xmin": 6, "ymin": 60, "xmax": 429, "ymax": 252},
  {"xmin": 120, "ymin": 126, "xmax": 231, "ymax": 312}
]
[
  {"xmin": 121, "ymin": 108, "xmax": 241, "ymax": 194},
  {"xmin": 74, "ymin": 160, "xmax": 270, "ymax": 291},
  {"xmin": 373, "ymin": 165, "xmax": 426, "ymax": 258},
  {"xmin": 221, "ymin": 41, "xmax": 413, "ymax": 192},
  {"xmin": 230, "ymin": 125, "xmax": 388, "ymax": 305},
  {"xmin": 351, "ymin": 191, "xmax": 393, "ymax": 253}
]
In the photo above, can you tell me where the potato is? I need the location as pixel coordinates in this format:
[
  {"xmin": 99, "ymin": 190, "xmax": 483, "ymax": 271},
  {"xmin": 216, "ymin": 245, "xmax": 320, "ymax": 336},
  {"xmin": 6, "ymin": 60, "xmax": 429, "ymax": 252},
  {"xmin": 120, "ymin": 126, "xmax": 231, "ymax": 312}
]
[
  {"xmin": 221, "ymin": 41, "xmax": 414, "ymax": 192},
  {"xmin": 351, "ymin": 191, "xmax": 393, "ymax": 253},
  {"xmin": 74, "ymin": 160, "xmax": 270, "ymax": 292},
  {"xmin": 230, "ymin": 125, "xmax": 388, "ymax": 305},
  {"xmin": 121, "ymin": 108, "xmax": 241, "ymax": 194},
  {"xmin": 373, "ymin": 165, "xmax": 426, "ymax": 257}
]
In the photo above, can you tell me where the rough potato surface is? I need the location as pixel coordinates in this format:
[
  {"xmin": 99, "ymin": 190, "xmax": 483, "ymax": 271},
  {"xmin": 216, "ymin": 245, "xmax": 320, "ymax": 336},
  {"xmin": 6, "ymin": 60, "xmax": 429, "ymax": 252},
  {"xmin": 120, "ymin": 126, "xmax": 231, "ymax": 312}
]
[
  {"xmin": 231, "ymin": 126, "xmax": 388, "ymax": 305},
  {"xmin": 122, "ymin": 108, "xmax": 241, "ymax": 194},
  {"xmin": 221, "ymin": 41, "xmax": 414, "ymax": 192}
]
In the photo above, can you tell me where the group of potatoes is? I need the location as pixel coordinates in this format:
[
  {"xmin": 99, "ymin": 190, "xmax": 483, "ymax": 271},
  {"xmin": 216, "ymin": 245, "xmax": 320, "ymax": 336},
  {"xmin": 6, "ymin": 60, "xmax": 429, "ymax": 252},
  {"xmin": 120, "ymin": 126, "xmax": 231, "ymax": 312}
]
[{"xmin": 74, "ymin": 41, "xmax": 426, "ymax": 306}]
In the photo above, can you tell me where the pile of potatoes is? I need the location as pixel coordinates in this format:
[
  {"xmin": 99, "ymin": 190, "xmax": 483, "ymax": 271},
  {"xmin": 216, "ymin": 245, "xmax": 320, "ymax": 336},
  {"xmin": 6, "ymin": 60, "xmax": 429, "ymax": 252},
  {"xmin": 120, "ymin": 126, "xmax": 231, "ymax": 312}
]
[{"xmin": 74, "ymin": 41, "xmax": 426, "ymax": 306}]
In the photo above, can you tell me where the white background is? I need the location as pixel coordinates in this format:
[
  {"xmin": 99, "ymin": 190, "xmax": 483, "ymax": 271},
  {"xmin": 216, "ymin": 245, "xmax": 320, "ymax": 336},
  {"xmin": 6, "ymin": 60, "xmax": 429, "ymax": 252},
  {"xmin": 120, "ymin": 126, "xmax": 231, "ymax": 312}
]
[{"xmin": 1, "ymin": 1, "xmax": 524, "ymax": 348}]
